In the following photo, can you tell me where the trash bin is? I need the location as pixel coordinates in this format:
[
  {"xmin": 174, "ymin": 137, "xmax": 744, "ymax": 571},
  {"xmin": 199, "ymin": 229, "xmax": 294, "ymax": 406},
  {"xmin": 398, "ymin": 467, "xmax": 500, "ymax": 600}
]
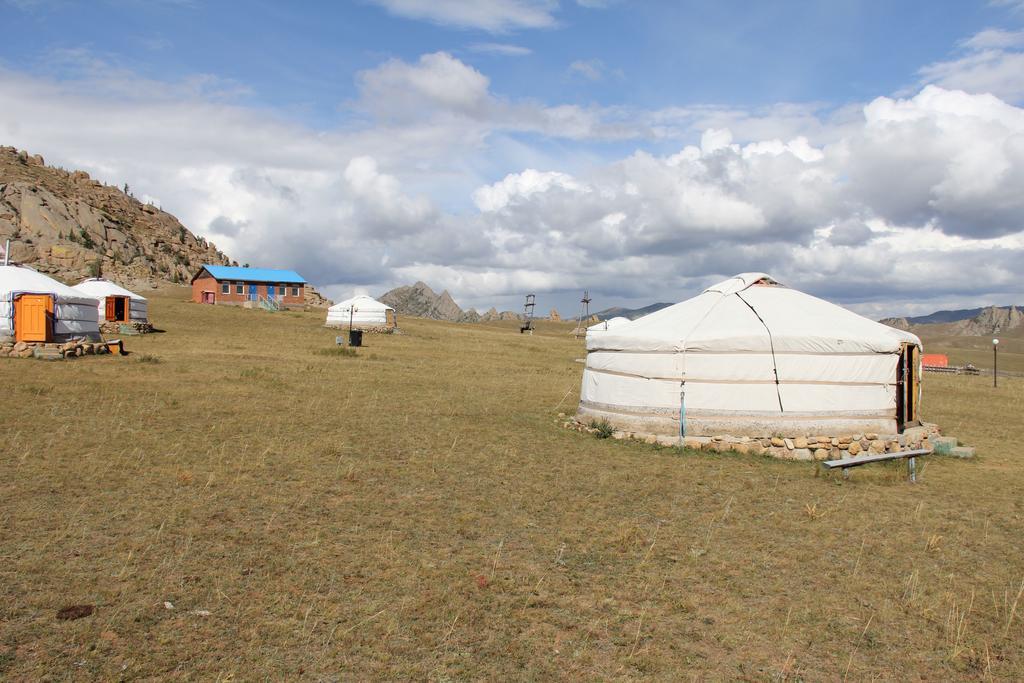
[{"xmin": 348, "ymin": 330, "xmax": 363, "ymax": 347}]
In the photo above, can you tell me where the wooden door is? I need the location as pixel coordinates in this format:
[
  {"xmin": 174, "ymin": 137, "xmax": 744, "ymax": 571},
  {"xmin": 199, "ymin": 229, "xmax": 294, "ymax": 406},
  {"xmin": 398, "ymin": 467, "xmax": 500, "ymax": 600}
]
[
  {"xmin": 14, "ymin": 294, "xmax": 53, "ymax": 342},
  {"xmin": 385, "ymin": 309, "xmax": 396, "ymax": 327},
  {"xmin": 105, "ymin": 297, "xmax": 117, "ymax": 321},
  {"xmin": 248, "ymin": 284, "xmax": 257, "ymax": 301},
  {"xmin": 907, "ymin": 345, "xmax": 920, "ymax": 424}
]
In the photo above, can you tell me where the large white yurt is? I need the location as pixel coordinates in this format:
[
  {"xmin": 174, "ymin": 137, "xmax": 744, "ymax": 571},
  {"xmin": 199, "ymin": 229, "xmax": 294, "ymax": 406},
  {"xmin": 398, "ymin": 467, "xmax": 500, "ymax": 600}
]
[
  {"xmin": 325, "ymin": 295, "xmax": 397, "ymax": 331},
  {"xmin": 578, "ymin": 273, "xmax": 923, "ymax": 438},
  {"xmin": 0, "ymin": 265, "xmax": 101, "ymax": 342},
  {"xmin": 72, "ymin": 278, "xmax": 149, "ymax": 326}
]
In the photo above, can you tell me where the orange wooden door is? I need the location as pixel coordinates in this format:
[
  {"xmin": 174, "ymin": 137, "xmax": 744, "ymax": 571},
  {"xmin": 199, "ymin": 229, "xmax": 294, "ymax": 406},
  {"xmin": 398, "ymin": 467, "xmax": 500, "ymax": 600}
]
[
  {"xmin": 105, "ymin": 297, "xmax": 117, "ymax": 321},
  {"xmin": 14, "ymin": 294, "xmax": 53, "ymax": 342}
]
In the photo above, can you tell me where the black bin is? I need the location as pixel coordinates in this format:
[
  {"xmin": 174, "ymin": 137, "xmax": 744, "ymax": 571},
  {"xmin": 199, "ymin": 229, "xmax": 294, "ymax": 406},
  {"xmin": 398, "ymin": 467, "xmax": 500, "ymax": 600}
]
[{"xmin": 348, "ymin": 330, "xmax": 363, "ymax": 347}]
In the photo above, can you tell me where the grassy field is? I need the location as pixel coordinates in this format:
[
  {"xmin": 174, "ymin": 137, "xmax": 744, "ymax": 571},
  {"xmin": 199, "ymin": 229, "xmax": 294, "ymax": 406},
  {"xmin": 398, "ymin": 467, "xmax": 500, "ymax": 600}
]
[{"xmin": 2, "ymin": 288, "xmax": 1023, "ymax": 680}]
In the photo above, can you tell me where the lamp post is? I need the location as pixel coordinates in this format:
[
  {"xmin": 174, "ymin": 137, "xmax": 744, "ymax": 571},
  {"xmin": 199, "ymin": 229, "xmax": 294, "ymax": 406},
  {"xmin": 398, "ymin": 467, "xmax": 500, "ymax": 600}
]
[{"xmin": 993, "ymin": 338, "xmax": 999, "ymax": 388}]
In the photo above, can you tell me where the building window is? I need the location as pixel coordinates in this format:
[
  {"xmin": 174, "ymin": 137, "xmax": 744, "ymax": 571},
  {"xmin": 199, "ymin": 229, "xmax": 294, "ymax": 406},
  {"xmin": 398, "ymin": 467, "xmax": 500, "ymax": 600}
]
[
  {"xmin": 221, "ymin": 283, "xmax": 229, "ymax": 294},
  {"xmin": 235, "ymin": 283, "xmax": 243, "ymax": 294},
  {"xmin": 279, "ymin": 286, "xmax": 286, "ymax": 296},
  {"xmin": 291, "ymin": 287, "xmax": 300, "ymax": 297}
]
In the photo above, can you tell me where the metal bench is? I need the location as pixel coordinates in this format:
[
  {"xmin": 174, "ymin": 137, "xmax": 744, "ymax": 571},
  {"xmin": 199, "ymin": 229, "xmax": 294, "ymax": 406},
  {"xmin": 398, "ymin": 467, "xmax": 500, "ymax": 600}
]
[{"xmin": 820, "ymin": 449, "xmax": 930, "ymax": 482}]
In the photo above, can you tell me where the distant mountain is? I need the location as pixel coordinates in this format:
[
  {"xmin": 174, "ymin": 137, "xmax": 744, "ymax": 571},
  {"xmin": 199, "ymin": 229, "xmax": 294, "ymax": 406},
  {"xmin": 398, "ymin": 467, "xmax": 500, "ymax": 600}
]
[
  {"xmin": 881, "ymin": 305, "xmax": 1024, "ymax": 337},
  {"xmin": 903, "ymin": 305, "xmax": 1022, "ymax": 325},
  {"xmin": 594, "ymin": 302, "xmax": 674, "ymax": 321}
]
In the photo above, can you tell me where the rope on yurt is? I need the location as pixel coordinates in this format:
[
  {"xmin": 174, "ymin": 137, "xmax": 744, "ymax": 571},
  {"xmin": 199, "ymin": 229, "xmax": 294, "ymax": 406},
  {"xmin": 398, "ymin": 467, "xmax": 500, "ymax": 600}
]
[
  {"xmin": 678, "ymin": 380, "xmax": 686, "ymax": 445},
  {"xmin": 736, "ymin": 293, "xmax": 785, "ymax": 413}
]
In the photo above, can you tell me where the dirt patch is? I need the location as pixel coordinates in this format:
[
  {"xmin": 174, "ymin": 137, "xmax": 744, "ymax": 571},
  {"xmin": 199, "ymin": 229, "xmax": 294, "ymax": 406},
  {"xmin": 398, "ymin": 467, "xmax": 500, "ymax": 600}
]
[{"xmin": 56, "ymin": 605, "xmax": 94, "ymax": 621}]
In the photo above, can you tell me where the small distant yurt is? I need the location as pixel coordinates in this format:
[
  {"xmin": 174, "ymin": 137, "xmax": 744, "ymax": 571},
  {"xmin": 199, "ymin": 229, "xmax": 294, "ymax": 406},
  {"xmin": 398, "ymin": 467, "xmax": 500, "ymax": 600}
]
[
  {"xmin": 326, "ymin": 295, "xmax": 397, "ymax": 332},
  {"xmin": 0, "ymin": 265, "xmax": 101, "ymax": 342},
  {"xmin": 578, "ymin": 273, "xmax": 923, "ymax": 438},
  {"xmin": 72, "ymin": 278, "xmax": 149, "ymax": 330}
]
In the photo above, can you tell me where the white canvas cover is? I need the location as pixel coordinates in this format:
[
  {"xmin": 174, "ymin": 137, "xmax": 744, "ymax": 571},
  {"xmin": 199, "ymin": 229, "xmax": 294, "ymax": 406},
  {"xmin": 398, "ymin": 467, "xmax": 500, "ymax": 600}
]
[
  {"xmin": 72, "ymin": 278, "xmax": 149, "ymax": 323},
  {"xmin": 326, "ymin": 295, "xmax": 395, "ymax": 328},
  {"xmin": 0, "ymin": 265, "xmax": 101, "ymax": 340},
  {"xmin": 578, "ymin": 273, "xmax": 922, "ymax": 437}
]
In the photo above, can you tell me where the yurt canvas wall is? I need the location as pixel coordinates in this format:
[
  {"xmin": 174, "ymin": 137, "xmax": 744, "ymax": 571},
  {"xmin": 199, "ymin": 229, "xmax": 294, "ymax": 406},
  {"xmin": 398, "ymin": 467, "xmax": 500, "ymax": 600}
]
[
  {"xmin": 72, "ymin": 278, "xmax": 149, "ymax": 324},
  {"xmin": 326, "ymin": 295, "xmax": 397, "ymax": 330},
  {"xmin": 0, "ymin": 265, "xmax": 101, "ymax": 342},
  {"xmin": 578, "ymin": 273, "xmax": 922, "ymax": 438}
]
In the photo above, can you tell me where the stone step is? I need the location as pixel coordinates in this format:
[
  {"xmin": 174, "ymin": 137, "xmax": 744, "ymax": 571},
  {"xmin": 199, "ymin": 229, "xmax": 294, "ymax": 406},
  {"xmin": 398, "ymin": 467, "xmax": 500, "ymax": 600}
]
[
  {"xmin": 949, "ymin": 446, "xmax": 976, "ymax": 459},
  {"xmin": 932, "ymin": 436, "xmax": 959, "ymax": 455}
]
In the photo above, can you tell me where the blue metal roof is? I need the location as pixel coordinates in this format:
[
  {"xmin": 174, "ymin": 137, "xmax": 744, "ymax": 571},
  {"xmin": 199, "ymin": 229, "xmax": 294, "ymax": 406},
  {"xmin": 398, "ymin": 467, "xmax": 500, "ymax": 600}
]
[{"xmin": 199, "ymin": 265, "xmax": 306, "ymax": 284}]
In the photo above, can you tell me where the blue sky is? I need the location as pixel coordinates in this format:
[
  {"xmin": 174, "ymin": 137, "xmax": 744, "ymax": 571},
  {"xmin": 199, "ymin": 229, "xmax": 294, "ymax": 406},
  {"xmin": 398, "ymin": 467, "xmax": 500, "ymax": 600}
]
[
  {"xmin": 2, "ymin": 0, "xmax": 1024, "ymax": 315},
  {"xmin": 3, "ymin": 1, "xmax": 1005, "ymax": 123}
]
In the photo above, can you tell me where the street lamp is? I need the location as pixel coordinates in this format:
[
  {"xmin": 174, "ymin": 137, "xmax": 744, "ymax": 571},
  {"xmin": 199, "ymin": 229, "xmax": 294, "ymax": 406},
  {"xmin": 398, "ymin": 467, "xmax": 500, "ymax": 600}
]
[{"xmin": 993, "ymin": 338, "xmax": 999, "ymax": 388}]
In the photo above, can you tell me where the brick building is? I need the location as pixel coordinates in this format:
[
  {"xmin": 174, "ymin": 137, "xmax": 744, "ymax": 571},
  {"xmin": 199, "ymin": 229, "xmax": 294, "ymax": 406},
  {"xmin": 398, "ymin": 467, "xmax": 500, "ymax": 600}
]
[{"xmin": 191, "ymin": 265, "xmax": 306, "ymax": 309}]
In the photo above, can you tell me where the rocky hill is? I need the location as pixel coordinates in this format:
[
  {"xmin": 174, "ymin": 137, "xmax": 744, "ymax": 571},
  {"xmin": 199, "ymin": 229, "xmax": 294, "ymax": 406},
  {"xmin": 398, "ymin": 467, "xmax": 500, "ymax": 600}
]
[
  {"xmin": 380, "ymin": 281, "xmax": 527, "ymax": 322},
  {"xmin": 881, "ymin": 306, "xmax": 1024, "ymax": 337},
  {"xmin": 0, "ymin": 146, "xmax": 331, "ymax": 306},
  {"xmin": 952, "ymin": 305, "xmax": 1023, "ymax": 336},
  {"xmin": 0, "ymin": 146, "xmax": 235, "ymax": 288}
]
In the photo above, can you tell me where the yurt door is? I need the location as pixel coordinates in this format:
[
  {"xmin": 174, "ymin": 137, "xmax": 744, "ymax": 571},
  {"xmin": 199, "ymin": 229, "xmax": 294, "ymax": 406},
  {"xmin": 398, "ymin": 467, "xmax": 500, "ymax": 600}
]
[
  {"xmin": 105, "ymin": 296, "xmax": 117, "ymax": 321},
  {"xmin": 14, "ymin": 294, "xmax": 53, "ymax": 342},
  {"xmin": 896, "ymin": 343, "xmax": 920, "ymax": 430}
]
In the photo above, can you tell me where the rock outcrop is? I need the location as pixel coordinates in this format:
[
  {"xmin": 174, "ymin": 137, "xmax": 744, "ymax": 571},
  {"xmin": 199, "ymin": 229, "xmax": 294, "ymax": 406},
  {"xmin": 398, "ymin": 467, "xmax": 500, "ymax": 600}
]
[
  {"xmin": 879, "ymin": 317, "xmax": 911, "ymax": 331},
  {"xmin": 379, "ymin": 281, "xmax": 481, "ymax": 322},
  {"xmin": 0, "ymin": 146, "xmax": 232, "ymax": 288},
  {"xmin": 0, "ymin": 146, "xmax": 332, "ymax": 306},
  {"xmin": 954, "ymin": 305, "xmax": 1023, "ymax": 336}
]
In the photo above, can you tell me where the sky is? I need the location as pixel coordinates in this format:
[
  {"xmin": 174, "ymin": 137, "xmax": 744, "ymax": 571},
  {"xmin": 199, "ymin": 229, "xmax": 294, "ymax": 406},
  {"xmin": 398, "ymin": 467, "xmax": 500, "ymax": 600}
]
[{"xmin": 1, "ymin": 0, "xmax": 1023, "ymax": 317}]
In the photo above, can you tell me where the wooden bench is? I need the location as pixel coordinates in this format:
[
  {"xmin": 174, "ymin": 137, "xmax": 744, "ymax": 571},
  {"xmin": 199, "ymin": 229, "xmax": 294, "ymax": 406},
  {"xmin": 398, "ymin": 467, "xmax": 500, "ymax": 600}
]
[{"xmin": 820, "ymin": 449, "xmax": 931, "ymax": 482}]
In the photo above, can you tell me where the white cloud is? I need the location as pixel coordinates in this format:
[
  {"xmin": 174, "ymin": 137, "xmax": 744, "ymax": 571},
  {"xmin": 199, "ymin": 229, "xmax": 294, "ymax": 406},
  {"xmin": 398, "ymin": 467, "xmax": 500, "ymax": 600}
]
[
  {"xmin": 567, "ymin": 58, "xmax": 622, "ymax": 82},
  {"xmin": 468, "ymin": 42, "xmax": 532, "ymax": 56},
  {"xmin": 919, "ymin": 28, "xmax": 1024, "ymax": 103},
  {"xmin": 367, "ymin": 0, "xmax": 558, "ymax": 32},
  {"xmin": 1, "ymin": 51, "xmax": 1023, "ymax": 316}
]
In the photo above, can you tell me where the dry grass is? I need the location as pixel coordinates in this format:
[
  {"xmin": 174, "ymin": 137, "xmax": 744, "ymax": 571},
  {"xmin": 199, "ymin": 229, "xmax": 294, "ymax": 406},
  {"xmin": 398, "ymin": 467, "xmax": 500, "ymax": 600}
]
[{"xmin": 1, "ymin": 287, "xmax": 1023, "ymax": 679}]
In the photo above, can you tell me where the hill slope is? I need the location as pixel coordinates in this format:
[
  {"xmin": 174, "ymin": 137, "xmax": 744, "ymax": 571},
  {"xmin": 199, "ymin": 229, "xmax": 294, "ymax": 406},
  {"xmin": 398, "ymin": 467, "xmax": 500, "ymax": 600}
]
[
  {"xmin": 594, "ymin": 302, "xmax": 673, "ymax": 321},
  {"xmin": 0, "ymin": 146, "xmax": 235, "ymax": 287}
]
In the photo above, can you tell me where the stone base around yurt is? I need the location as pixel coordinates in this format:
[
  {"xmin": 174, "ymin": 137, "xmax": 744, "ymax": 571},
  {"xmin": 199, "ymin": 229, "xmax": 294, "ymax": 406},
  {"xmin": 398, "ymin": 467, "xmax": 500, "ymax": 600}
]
[
  {"xmin": 563, "ymin": 415, "xmax": 945, "ymax": 461},
  {"xmin": 99, "ymin": 320, "xmax": 154, "ymax": 335},
  {"xmin": 0, "ymin": 340, "xmax": 113, "ymax": 360}
]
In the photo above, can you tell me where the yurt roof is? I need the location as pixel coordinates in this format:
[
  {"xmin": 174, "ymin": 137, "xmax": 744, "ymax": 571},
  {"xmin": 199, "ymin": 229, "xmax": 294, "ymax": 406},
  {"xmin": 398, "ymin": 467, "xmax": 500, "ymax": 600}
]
[
  {"xmin": 0, "ymin": 265, "xmax": 98, "ymax": 305},
  {"xmin": 588, "ymin": 272, "xmax": 920, "ymax": 354},
  {"xmin": 328, "ymin": 295, "xmax": 393, "ymax": 312},
  {"xmin": 72, "ymin": 278, "xmax": 147, "ymax": 301}
]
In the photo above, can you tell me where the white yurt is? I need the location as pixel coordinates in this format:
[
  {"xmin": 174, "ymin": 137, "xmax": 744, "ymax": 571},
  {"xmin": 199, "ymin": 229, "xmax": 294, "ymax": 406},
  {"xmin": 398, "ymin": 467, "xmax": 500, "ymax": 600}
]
[
  {"xmin": 0, "ymin": 265, "xmax": 101, "ymax": 342},
  {"xmin": 578, "ymin": 273, "xmax": 923, "ymax": 438},
  {"xmin": 72, "ymin": 278, "xmax": 149, "ymax": 327},
  {"xmin": 325, "ymin": 295, "xmax": 397, "ymax": 331}
]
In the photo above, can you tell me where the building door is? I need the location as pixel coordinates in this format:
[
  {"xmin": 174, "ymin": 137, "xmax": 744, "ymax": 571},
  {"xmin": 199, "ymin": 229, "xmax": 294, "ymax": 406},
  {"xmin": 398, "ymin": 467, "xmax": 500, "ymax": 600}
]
[
  {"xmin": 202, "ymin": 291, "xmax": 215, "ymax": 304},
  {"xmin": 266, "ymin": 284, "xmax": 275, "ymax": 300},
  {"xmin": 248, "ymin": 284, "xmax": 257, "ymax": 301},
  {"xmin": 14, "ymin": 294, "xmax": 53, "ymax": 342}
]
